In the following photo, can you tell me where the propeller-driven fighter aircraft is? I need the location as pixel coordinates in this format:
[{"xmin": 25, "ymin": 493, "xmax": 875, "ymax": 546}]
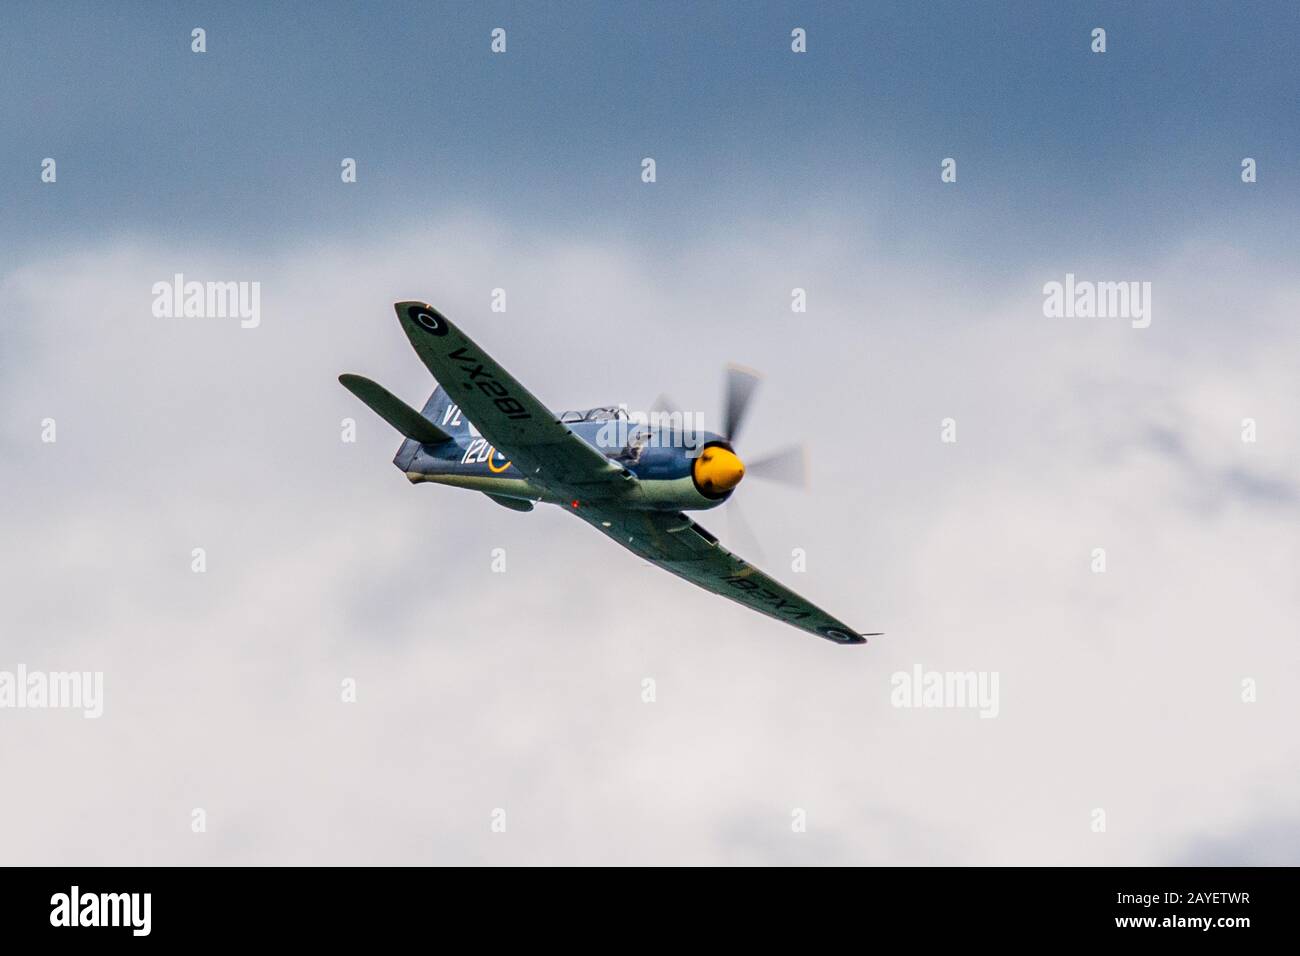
[{"xmin": 340, "ymin": 302, "xmax": 878, "ymax": 645}]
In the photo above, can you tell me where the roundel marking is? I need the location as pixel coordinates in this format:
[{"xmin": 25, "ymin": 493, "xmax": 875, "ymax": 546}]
[
  {"xmin": 819, "ymin": 627, "xmax": 858, "ymax": 643},
  {"xmin": 487, "ymin": 449, "xmax": 512, "ymax": 473},
  {"xmin": 412, "ymin": 307, "xmax": 448, "ymax": 336}
]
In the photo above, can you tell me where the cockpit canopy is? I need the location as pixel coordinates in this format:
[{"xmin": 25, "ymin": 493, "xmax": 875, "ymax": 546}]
[{"xmin": 559, "ymin": 406, "xmax": 627, "ymax": 423}]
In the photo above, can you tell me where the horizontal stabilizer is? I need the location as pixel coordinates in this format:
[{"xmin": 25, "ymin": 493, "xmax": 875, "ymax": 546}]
[
  {"xmin": 338, "ymin": 374, "xmax": 452, "ymax": 445},
  {"xmin": 484, "ymin": 493, "xmax": 534, "ymax": 512}
]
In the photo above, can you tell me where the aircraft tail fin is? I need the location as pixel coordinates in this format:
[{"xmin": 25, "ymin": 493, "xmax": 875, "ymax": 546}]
[
  {"xmin": 338, "ymin": 374, "xmax": 452, "ymax": 445},
  {"xmin": 418, "ymin": 383, "xmax": 472, "ymax": 438}
]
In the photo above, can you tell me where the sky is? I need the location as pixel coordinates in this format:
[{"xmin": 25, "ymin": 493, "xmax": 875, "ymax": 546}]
[{"xmin": 1, "ymin": 2, "xmax": 1297, "ymax": 865}]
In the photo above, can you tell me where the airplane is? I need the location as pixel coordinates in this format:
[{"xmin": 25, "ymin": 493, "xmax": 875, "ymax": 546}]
[{"xmin": 339, "ymin": 302, "xmax": 880, "ymax": 645}]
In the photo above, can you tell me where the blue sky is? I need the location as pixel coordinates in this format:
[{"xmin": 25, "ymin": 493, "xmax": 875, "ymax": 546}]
[{"xmin": 6, "ymin": 1, "xmax": 1297, "ymax": 272}]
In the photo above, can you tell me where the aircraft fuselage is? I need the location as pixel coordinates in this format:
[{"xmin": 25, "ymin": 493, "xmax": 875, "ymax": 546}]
[{"xmin": 396, "ymin": 420, "xmax": 735, "ymax": 512}]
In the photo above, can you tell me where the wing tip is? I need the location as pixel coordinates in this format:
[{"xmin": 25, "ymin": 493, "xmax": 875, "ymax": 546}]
[
  {"xmin": 725, "ymin": 361, "xmax": 764, "ymax": 380},
  {"xmin": 820, "ymin": 626, "xmax": 880, "ymax": 645},
  {"xmin": 394, "ymin": 301, "xmax": 454, "ymax": 342}
]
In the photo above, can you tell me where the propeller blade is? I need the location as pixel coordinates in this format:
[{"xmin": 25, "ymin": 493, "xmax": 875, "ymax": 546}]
[
  {"xmin": 745, "ymin": 444, "xmax": 809, "ymax": 489},
  {"xmin": 726, "ymin": 501, "xmax": 766, "ymax": 565},
  {"xmin": 723, "ymin": 364, "xmax": 762, "ymax": 444},
  {"xmin": 650, "ymin": 393, "xmax": 700, "ymax": 445},
  {"xmin": 650, "ymin": 393, "xmax": 681, "ymax": 415}
]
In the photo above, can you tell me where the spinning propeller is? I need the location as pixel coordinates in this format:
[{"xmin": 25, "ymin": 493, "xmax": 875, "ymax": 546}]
[{"xmin": 655, "ymin": 365, "xmax": 809, "ymax": 559}]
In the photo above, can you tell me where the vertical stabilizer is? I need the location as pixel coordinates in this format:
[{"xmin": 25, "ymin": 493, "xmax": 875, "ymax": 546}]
[{"xmin": 420, "ymin": 384, "xmax": 474, "ymax": 439}]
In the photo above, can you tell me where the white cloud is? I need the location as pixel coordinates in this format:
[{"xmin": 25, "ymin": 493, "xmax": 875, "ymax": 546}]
[{"xmin": 1, "ymin": 220, "xmax": 1296, "ymax": 864}]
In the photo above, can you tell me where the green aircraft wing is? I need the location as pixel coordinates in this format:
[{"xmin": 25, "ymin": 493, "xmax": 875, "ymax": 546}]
[
  {"xmin": 570, "ymin": 505, "xmax": 875, "ymax": 645},
  {"xmin": 393, "ymin": 301, "xmax": 629, "ymax": 496}
]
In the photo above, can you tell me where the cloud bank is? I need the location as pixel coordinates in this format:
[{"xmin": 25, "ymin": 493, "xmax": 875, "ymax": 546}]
[{"xmin": 1, "ymin": 219, "xmax": 1296, "ymax": 864}]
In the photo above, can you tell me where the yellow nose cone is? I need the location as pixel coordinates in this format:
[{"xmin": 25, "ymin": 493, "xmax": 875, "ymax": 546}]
[{"xmin": 694, "ymin": 446, "xmax": 746, "ymax": 495}]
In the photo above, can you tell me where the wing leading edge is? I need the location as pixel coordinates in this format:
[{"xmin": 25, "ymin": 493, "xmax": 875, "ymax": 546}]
[{"xmin": 570, "ymin": 505, "xmax": 874, "ymax": 645}]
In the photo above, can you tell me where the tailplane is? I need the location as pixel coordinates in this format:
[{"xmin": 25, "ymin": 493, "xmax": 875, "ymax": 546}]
[{"xmin": 338, "ymin": 374, "xmax": 452, "ymax": 445}]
